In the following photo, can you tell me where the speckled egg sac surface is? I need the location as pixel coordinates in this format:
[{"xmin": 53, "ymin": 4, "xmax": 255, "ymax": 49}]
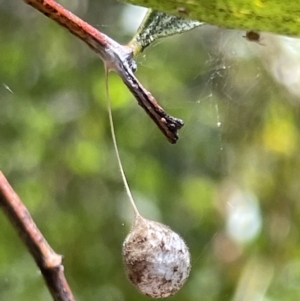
[{"xmin": 122, "ymin": 215, "xmax": 191, "ymax": 298}]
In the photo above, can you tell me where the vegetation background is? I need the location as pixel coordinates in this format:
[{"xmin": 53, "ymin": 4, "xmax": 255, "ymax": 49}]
[{"xmin": 1, "ymin": 1, "xmax": 300, "ymax": 301}]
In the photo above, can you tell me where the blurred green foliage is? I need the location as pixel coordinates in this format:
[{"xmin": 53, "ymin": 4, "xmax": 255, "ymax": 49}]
[{"xmin": 1, "ymin": 1, "xmax": 300, "ymax": 301}]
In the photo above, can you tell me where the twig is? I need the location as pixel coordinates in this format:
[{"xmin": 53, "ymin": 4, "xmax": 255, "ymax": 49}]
[
  {"xmin": 23, "ymin": 0, "xmax": 184, "ymax": 143},
  {"xmin": 0, "ymin": 171, "xmax": 76, "ymax": 301}
]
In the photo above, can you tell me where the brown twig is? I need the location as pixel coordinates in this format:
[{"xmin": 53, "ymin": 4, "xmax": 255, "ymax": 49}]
[
  {"xmin": 23, "ymin": 0, "xmax": 184, "ymax": 143},
  {"xmin": 0, "ymin": 171, "xmax": 76, "ymax": 301}
]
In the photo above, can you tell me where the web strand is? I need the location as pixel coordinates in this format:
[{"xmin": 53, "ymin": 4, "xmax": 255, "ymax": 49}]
[{"xmin": 104, "ymin": 68, "xmax": 140, "ymax": 218}]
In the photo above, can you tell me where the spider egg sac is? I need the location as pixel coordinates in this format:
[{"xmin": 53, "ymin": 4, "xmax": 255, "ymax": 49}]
[{"xmin": 122, "ymin": 215, "xmax": 191, "ymax": 298}]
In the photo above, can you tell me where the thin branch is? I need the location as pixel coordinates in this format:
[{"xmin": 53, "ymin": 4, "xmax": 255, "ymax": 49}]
[
  {"xmin": 23, "ymin": 0, "xmax": 184, "ymax": 143},
  {"xmin": 0, "ymin": 171, "xmax": 76, "ymax": 301}
]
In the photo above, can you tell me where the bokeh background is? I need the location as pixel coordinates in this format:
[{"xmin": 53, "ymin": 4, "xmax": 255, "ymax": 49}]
[{"xmin": 1, "ymin": 1, "xmax": 300, "ymax": 301}]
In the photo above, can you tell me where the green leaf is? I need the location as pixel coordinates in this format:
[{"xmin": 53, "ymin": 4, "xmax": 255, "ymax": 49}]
[{"xmin": 121, "ymin": 0, "xmax": 300, "ymax": 37}]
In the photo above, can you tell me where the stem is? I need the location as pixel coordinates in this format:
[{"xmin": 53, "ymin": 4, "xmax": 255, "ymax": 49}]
[
  {"xmin": 23, "ymin": 0, "xmax": 184, "ymax": 143},
  {"xmin": 0, "ymin": 171, "xmax": 76, "ymax": 301}
]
